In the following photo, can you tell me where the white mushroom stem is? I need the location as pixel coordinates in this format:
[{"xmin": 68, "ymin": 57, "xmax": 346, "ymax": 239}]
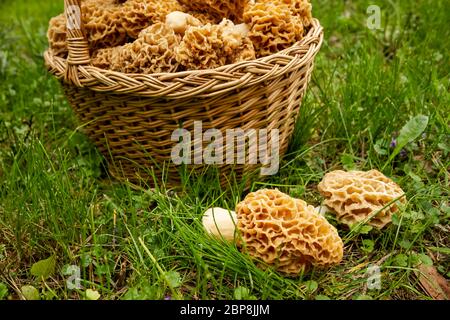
[{"xmin": 202, "ymin": 207, "xmax": 237, "ymax": 242}]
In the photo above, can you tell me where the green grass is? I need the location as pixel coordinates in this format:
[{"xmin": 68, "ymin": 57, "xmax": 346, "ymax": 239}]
[{"xmin": 0, "ymin": 0, "xmax": 449, "ymax": 300}]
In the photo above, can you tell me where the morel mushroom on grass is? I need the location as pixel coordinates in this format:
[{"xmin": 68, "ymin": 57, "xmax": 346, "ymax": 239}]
[
  {"xmin": 202, "ymin": 189, "xmax": 344, "ymax": 276},
  {"xmin": 317, "ymin": 169, "xmax": 407, "ymax": 229}
]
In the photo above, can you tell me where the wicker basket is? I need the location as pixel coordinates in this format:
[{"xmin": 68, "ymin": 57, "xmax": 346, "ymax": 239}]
[{"xmin": 44, "ymin": 0, "xmax": 324, "ymax": 188}]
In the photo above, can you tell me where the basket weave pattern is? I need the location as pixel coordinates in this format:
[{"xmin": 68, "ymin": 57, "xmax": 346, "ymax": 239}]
[{"xmin": 44, "ymin": 0, "xmax": 324, "ymax": 186}]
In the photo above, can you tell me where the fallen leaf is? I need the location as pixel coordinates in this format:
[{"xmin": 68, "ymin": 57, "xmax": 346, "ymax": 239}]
[
  {"xmin": 415, "ymin": 264, "xmax": 450, "ymax": 300},
  {"xmin": 21, "ymin": 285, "xmax": 40, "ymax": 300},
  {"xmin": 31, "ymin": 255, "xmax": 56, "ymax": 279},
  {"xmin": 85, "ymin": 289, "xmax": 101, "ymax": 300}
]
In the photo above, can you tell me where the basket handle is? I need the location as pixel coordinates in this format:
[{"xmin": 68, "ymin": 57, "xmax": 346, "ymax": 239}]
[{"xmin": 64, "ymin": 0, "xmax": 90, "ymax": 86}]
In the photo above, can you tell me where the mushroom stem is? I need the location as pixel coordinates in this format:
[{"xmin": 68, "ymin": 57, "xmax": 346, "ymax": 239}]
[{"xmin": 202, "ymin": 207, "xmax": 237, "ymax": 242}]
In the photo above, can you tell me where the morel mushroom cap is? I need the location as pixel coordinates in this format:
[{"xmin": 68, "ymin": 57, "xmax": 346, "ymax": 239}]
[
  {"xmin": 243, "ymin": 1, "xmax": 299, "ymax": 57},
  {"xmin": 83, "ymin": 0, "xmax": 127, "ymax": 49},
  {"xmin": 260, "ymin": 0, "xmax": 313, "ymax": 27},
  {"xmin": 165, "ymin": 11, "xmax": 202, "ymax": 35},
  {"xmin": 317, "ymin": 170, "xmax": 407, "ymax": 229},
  {"xmin": 186, "ymin": 10, "xmax": 222, "ymax": 25},
  {"xmin": 175, "ymin": 20, "xmax": 255, "ymax": 70},
  {"xmin": 236, "ymin": 189, "xmax": 343, "ymax": 275},
  {"xmin": 47, "ymin": 0, "xmax": 127, "ymax": 58},
  {"xmin": 121, "ymin": 0, "xmax": 183, "ymax": 38},
  {"xmin": 47, "ymin": 14, "xmax": 67, "ymax": 58},
  {"xmin": 178, "ymin": 0, "xmax": 248, "ymax": 22},
  {"xmin": 176, "ymin": 23, "xmax": 227, "ymax": 70},
  {"xmin": 202, "ymin": 189, "xmax": 344, "ymax": 276},
  {"xmin": 92, "ymin": 23, "xmax": 180, "ymax": 74}
]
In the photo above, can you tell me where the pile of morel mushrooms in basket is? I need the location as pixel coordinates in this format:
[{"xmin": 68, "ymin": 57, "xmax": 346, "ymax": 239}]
[
  {"xmin": 47, "ymin": 0, "xmax": 314, "ymax": 73},
  {"xmin": 203, "ymin": 170, "xmax": 406, "ymax": 276}
]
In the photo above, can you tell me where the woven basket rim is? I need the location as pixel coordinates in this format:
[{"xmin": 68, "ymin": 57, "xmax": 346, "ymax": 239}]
[{"xmin": 45, "ymin": 18, "xmax": 324, "ymax": 99}]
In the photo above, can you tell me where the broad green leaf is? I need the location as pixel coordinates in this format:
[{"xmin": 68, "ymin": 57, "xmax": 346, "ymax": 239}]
[
  {"xmin": 410, "ymin": 211, "xmax": 425, "ymax": 221},
  {"xmin": 341, "ymin": 154, "xmax": 356, "ymax": 170},
  {"xmin": 361, "ymin": 239, "xmax": 375, "ymax": 253},
  {"xmin": 354, "ymin": 294, "xmax": 373, "ymax": 300},
  {"xmin": 358, "ymin": 225, "xmax": 373, "ymax": 235},
  {"xmin": 410, "ymin": 223, "xmax": 424, "ymax": 234},
  {"xmin": 21, "ymin": 285, "xmax": 40, "ymax": 300},
  {"xmin": 394, "ymin": 253, "xmax": 408, "ymax": 267},
  {"xmin": 397, "ymin": 115, "xmax": 429, "ymax": 147},
  {"xmin": 85, "ymin": 289, "xmax": 100, "ymax": 300},
  {"xmin": 409, "ymin": 254, "xmax": 420, "ymax": 266},
  {"xmin": 304, "ymin": 280, "xmax": 318, "ymax": 293},
  {"xmin": 383, "ymin": 115, "xmax": 429, "ymax": 169},
  {"xmin": 0, "ymin": 282, "xmax": 8, "ymax": 299},
  {"xmin": 418, "ymin": 254, "xmax": 433, "ymax": 266},
  {"xmin": 165, "ymin": 271, "xmax": 182, "ymax": 289},
  {"xmin": 407, "ymin": 171, "xmax": 422, "ymax": 183},
  {"xmin": 391, "ymin": 213, "xmax": 401, "ymax": 226},
  {"xmin": 234, "ymin": 286, "xmax": 250, "ymax": 300},
  {"xmin": 122, "ymin": 285, "xmax": 160, "ymax": 300},
  {"xmin": 31, "ymin": 255, "xmax": 56, "ymax": 279},
  {"xmin": 43, "ymin": 290, "xmax": 57, "ymax": 300},
  {"xmin": 122, "ymin": 287, "xmax": 140, "ymax": 300},
  {"xmin": 80, "ymin": 253, "xmax": 93, "ymax": 268},
  {"xmin": 374, "ymin": 139, "xmax": 388, "ymax": 155}
]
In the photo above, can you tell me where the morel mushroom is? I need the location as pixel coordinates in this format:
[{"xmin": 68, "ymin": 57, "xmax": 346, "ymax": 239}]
[
  {"xmin": 47, "ymin": 14, "xmax": 67, "ymax": 58},
  {"xmin": 317, "ymin": 170, "xmax": 406, "ymax": 229},
  {"xmin": 243, "ymin": 1, "xmax": 300, "ymax": 57},
  {"xmin": 260, "ymin": 0, "xmax": 313, "ymax": 27},
  {"xmin": 175, "ymin": 20, "xmax": 255, "ymax": 70},
  {"xmin": 165, "ymin": 11, "xmax": 202, "ymax": 35},
  {"xmin": 178, "ymin": 0, "xmax": 248, "ymax": 22},
  {"xmin": 47, "ymin": 0, "xmax": 127, "ymax": 58},
  {"xmin": 121, "ymin": 0, "xmax": 183, "ymax": 38},
  {"xmin": 92, "ymin": 23, "xmax": 180, "ymax": 74},
  {"xmin": 202, "ymin": 189, "xmax": 344, "ymax": 276}
]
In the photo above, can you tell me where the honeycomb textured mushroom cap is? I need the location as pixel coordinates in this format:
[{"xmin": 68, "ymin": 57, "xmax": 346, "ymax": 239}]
[
  {"xmin": 260, "ymin": 0, "xmax": 313, "ymax": 27},
  {"xmin": 290, "ymin": 0, "xmax": 313, "ymax": 27},
  {"xmin": 47, "ymin": 0, "xmax": 127, "ymax": 57},
  {"xmin": 317, "ymin": 170, "xmax": 406, "ymax": 229},
  {"xmin": 91, "ymin": 46, "xmax": 121, "ymax": 69},
  {"xmin": 186, "ymin": 10, "xmax": 222, "ymax": 25},
  {"xmin": 236, "ymin": 189, "xmax": 344, "ymax": 276},
  {"xmin": 92, "ymin": 23, "xmax": 180, "ymax": 74},
  {"xmin": 121, "ymin": 0, "xmax": 183, "ymax": 38},
  {"xmin": 243, "ymin": 1, "xmax": 300, "ymax": 57},
  {"xmin": 176, "ymin": 20, "xmax": 255, "ymax": 70},
  {"xmin": 178, "ymin": 0, "xmax": 248, "ymax": 22},
  {"xmin": 83, "ymin": 0, "xmax": 127, "ymax": 49},
  {"xmin": 47, "ymin": 14, "xmax": 68, "ymax": 58}
]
